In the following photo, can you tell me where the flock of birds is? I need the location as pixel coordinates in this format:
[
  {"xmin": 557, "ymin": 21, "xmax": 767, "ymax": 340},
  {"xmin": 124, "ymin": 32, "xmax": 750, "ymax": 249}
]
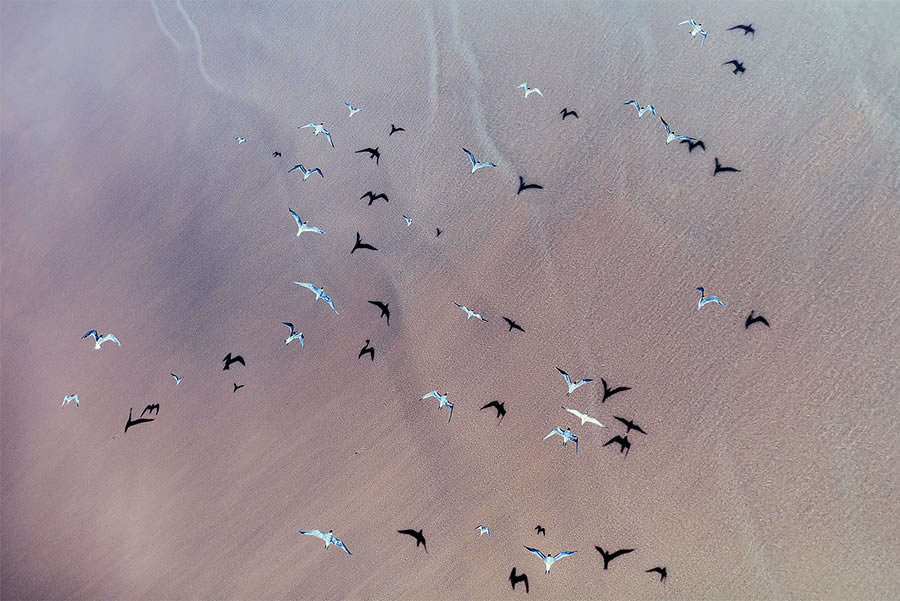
[{"xmin": 61, "ymin": 17, "xmax": 770, "ymax": 596}]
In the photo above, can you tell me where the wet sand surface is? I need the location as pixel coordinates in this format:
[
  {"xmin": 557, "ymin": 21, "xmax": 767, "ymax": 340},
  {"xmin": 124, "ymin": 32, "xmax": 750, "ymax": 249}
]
[{"xmin": 2, "ymin": 1, "xmax": 899, "ymax": 599}]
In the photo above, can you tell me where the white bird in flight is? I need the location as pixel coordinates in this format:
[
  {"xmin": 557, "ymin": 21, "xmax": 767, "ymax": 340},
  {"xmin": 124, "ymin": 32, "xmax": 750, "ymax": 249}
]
[
  {"xmin": 544, "ymin": 427, "xmax": 579, "ymax": 453},
  {"xmin": 234, "ymin": 136, "xmax": 246, "ymax": 144},
  {"xmin": 82, "ymin": 330, "xmax": 121, "ymax": 351},
  {"xmin": 170, "ymin": 373, "xmax": 183, "ymax": 385},
  {"xmin": 288, "ymin": 164, "xmax": 324, "ymax": 179},
  {"xmin": 402, "ymin": 215, "xmax": 413, "ymax": 227},
  {"xmin": 345, "ymin": 102, "xmax": 362, "ymax": 116},
  {"xmin": 623, "ymin": 100, "xmax": 657, "ymax": 118},
  {"xmin": 696, "ymin": 286, "xmax": 725, "ymax": 310},
  {"xmin": 289, "ymin": 209, "xmax": 326, "ymax": 237},
  {"xmin": 517, "ymin": 82, "xmax": 543, "ymax": 97},
  {"xmin": 474, "ymin": 525, "xmax": 491, "ymax": 536},
  {"xmin": 455, "ymin": 303, "xmax": 487, "ymax": 321},
  {"xmin": 463, "ymin": 148, "xmax": 497, "ymax": 173},
  {"xmin": 562, "ymin": 407, "xmax": 607, "ymax": 428},
  {"xmin": 524, "ymin": 547, "xmax": 576, "ymax": 574},
  {"xmin": 282, "ymin": 322, "xmax": 305, "ymax": 346},
  {"xmin": 422, "ymin": 390, "xmax": 454, "ymax": 422},
  {"xmin": 556, "ymin": 367, "xmax": 592, "ymax": 396},
  {"xmin": 297, "ymin": 530, "xmax": 352, "ymax": 555},
  {"xmin": 679, "ymin": 19, "xmax": 708, "ymax": 46},
  {"xmin": 299, "ymin": 123, "xmax": 334, "ymax": 147},
  {"xmin": 293, "ymin": 282, "xmax": 339, "ymax": 314},
  {"xmin": 660, "ymin": 117, "xmax": 696, "ymax": 145},
  {"xmin": 61, "ymin": 394, "xmax": 79, "ymax": 408}
]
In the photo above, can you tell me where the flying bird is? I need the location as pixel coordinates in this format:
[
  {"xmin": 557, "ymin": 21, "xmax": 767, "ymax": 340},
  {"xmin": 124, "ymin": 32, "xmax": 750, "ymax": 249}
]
[
  {"xmin": 233, "ymin": 383, "xmax": 244, "ymax": 393},
  {"xmin": 398, "ymin": 529, "xmax": 427, "ymax": 552},
  {"xmin": 282, "ymin": 322, "xmax": 304, "ymax": 346},
  {"xmin": 299, "ymin": 123, "xmax": 334, "ymax": 147},
  {"xmin": 170, "ymin": 373, "xmax": 183, "ymax": 385},
  {"xmin": 344, "ymin": 102, "xmax": 362, "ymax": 116},
  {"xmin": 455, "ymin": 303, "xmax": 487, "ymax": 321},
  {"xmin": 272, "ymin": 151, "xmax": 281, "ymax": 157},
  {"xmin": 601, "ymin": 378, "xmax": 631, "ymax": 403},
  {"xmin": 61, "ymin": 394, "xmax": 79, "ymax": 408},
  {"xmin": 422, "ymin": 390, "xmax": 454, "ymax": 421},
  {"xmin": 595, "ymin": 546, "xmax": 635, "ymax": 569},
  {"xmin": 613, "ymin": 416, "xmax": 646, "ymax": 435},
  {"xmin": 355, "ymin": 147, "xmax": 380, "ymax": 165},
  {"xmin": 524, "ymin": 547, "xmax": 576, "ymax": 574},
  {"xmin": 481, "ymin": 400, "xmax": 506, "ymax": 422},
  {"xmin": 562, "ymin": 407, "xmax": 607, "ymax": 428},
  {"xmin": 517, "ymin": 176, "xmax": 543, "ymax": 194},
  {"xmin": 678, "ymin": 19, "xmax": 708, "ymax": 45},
  {"xmin": 557, "ymin": 367, "xmax": 593, "ymax": 396},
  {"xmin": 517, "ymin": 83, "xmax": 543, "ymax": 97},
  {"xmin": 647, "ymin": 566, "xmax": 668, "ymax": 582},
  {"xmin": 368, "ymin": 300, "xmax": 390, "ymax": 325},
  {"xmin": 389, "ymin": 124, "xmax": 405, "ymax": 135},
  {"xmin": 603, "ymin": 435, "xmax": 631, "ymax": 456},
  {"xmin": 288, "ymin": 164, "xmax": 324, "ymax": 179},
  {"xmin": 474, "ymin": 525, "xmax": 491, "ymax": 536},
  {"xmin": 680, "ymin": 139, "xmax": 706, "ymax": 152},
  {"xmin": 223, "ymin": 353, "xmax": 245, "ymax": 370},
  {"xmin": 713, "ymin": 157, "xmax": 741, "ymax": 175},
  {"xmin": 358, "ymin": 339, "xmax": 375, "ymax": 361},
  {"xmin": 723, "ymin": 59, "xmax": 746, "ymax": 75},
  {"xmin": 745, "ymin": 311, "xmax": 770, "ymax": 328},
  {"xmin": 661, "ymin": 117, "xmax": 696, "ymax": 144},
  {"xmin": 509, "ymin": 567, "xmax": 529, "ymax": 593},
  {"xmin": 727, "ymin": 24, "xmax": 755, "ymax": 36},
  {"xmin": 351, "ymin": 232, "xmax": 378, "ymax": 254},
  {"xmin": 463, "ymin": 148, "xmax": 497, "ymax": 173},
  {"xmin": 560, "ymin": 108, "xmax": 579, "ymax": 120},
  {"xmin": 623, "ymin": 100, "xmax": 656, "ymax": 117},
  {"xmin": 288, "ymin": 209, "xmax": 326, "ymax": 237},
  {"xmin": 294, "ymin": 282, "xmax": 339, "ymax": 314},
  {"xmin": 696, "ymin": 286, "xmax": 725, "ymax": 310},
  {"xmin": 402, "ymin": 215, "xmax": 413, "ymax": 226},
  {"xmin": 360, "ymin": 191, "xmax": 389, "ymax": 205},
  {"xmin": 297, "ymin": 529, "xmax": 352, "ymax": 555},
  {"xmin": 544, "ymin": 427, "xmax": 578, "ymax": 453},
  {"xmin": 82, "ymin": 330, "xmax": 121, "ymax": 351},
  {"xmin": 234, "ymin": 137, "xmax": 246, "ymax": 144},
  {"xmin": 502, "ymin": 317, "xmax": 525, "ymax": 333},
  {"xmin": 534, "ymin": 525, "xmax": 546, "ymax": 536}
]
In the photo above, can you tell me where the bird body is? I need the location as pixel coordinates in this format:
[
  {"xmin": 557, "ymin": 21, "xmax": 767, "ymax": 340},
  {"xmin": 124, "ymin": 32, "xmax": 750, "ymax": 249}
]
[
  {"xmin": 171, "ymin": 373, "xmax": 183, "ymax": 385},
  {"xmin": 300, "ymin": 123, "xmax": 334, "ymax": 147},
  {"xmin": 623, "ymin": 100, "xmax": 656, "ymax": 117},
  {"xmin": 402, "ymin": 215, "xmax": 413, "ymax": 226},
  {"xmin": 235, "ymin": 137, "xmax": 246, "ymax": 144},
  {"xmin": 294, "ymin": 282, "xmax": 339, "ymax": 314},
  {"xmin": 696, "ymin": 286, "xmax": 725, "ymax": 310},
  {"xmin": 475, "ymin": 525, "xmax": 491, "ymax": 536},
  {"xmin": 288, "ymin": 164, "xmax": 324, "ymax": 179},
  {"xmin": 289, "ymin": 209, "xmax": 326, "ymax": 237},
  {"xmin": 298, "ymin": 529, "xmax": 352, "ymax": 555},
  {"xmin": 422, "ymin": 390, "xmax": 454, "ymax": 421},
  {"xmin": 661, "ymin": 117, "xmax": 696, "ymax": 144},
  {"xmin": 282, "ymin": 322, "xmax": 304, "ymax": 346},
  {"xmin": 557, "ymin": 367, "xmax": 593, "ymax": 396},
  {"xmin": 678, "ymin": 19, "xmax": 708, "ymax": 45},
  {"xmin": 517, "ymin": 82, "xmax": 543, "ymax": 97},
  {"xmin": 544, "ymin": 427, "xmax": 579, "ymax": 453},
  {"xmin": 562, "ymin": 407, "xmax": 606, "ymax": 428},
  {"xmin": 82, "ymin": 330, "xmax": 121, "ymax": 351},
  {"xmin": 344, "ymin": 102, "xmax": 362, "ymax": 116},
  {"xmin": 463, "ymin": 148, "xmax": 497, "ymax": 173},
  {"xmin": 455, "ymin": 303, "xmax": 487, "ymax": 321},
  {"xmin": 62, "ymin": 394, "xmax": 79, "ymax": 407},
  {"xmin": 524, "ymin": 547, "xmax": 576, "ymax": 574}
]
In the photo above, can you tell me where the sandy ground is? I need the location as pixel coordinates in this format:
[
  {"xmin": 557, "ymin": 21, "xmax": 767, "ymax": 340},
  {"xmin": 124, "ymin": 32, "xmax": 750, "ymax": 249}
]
[{"xmin": 2, "ymin": 1, "xmax": 899, "ymax": 599}]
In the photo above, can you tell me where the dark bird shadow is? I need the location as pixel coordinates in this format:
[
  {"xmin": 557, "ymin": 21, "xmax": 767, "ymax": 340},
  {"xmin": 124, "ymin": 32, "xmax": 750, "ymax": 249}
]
[
  {"xmin": 603, "ymin": 435, "xmax": 631, "ymax": 456},
  {"xmin": 509, "ymin": 567, "xmax": 529, "ymax": 593},
  {"xmin": 745, "ymin": 311, "xmax": 770, "ymax": 328},
  {"xmin": 517, "ymin": 176, "xmax": 543, "ymax": 195},
  {"xmin": 646, "ymin": 566, "xmax": 668, "ymax": 582},
  {"xmin": 398, "ymin": 529, "xmax": 427, "ymax": 552},
  {"xmin": 351, "ymin": 232, "xmax": 378, "ymax": 254},
  {"xmin": 727, "ymin": 24, "xmax": 755, "ymax": 36},
  {"xmin": 360, "ymin": 191, "xmax": 389, "ymax": 205},
  {"xmin": 223, "ymin": 353, "xmax": 245, "ymax": 370},
  {"xmin": 559, "ymin": 108, "xmax": 579, "ymax": 120},
  {"xmin": 534, "ymin": 525, "xmax": 546, "ymax": 536},
  {"xmin": 502, "ymin": 317, "xmax": 525, "ymax": 333},
  {"xmin": 613, "ymin": 416, "xmax": 646, "ymax": 435},
  {"xmin": 481, "ymin": 400, "xmax": 506, "ymax": 422},
  {"xmin": 595, "ymin": 546, "xmax": 635, "ymax": 569},
  {"xmin": 680, "ymin": 139, "xmax": 706, "ymax": 152},
  {"xmin": 233, "ymin": 383, "xmax": 244, "ymax": 393},
  {"xmin": 713, "ymin": 157, "xmax": 741, "ymax": 176},
  {"xmin": 601, "ymin": 378, "xmax": 631, "ymax": 402},
  {"xmin": 389, "ymin": 124, "xmax": 405, "ymax": 135},
  {"xmin": 355, "ymin": 147, "xmax": 381, "ymax": 165},
  {"xmin": 124, "ymin": 407, "xmax": 154, "ymax": 433},
  {"xmin": 358, "ymin": 339, "xmax": 375, "ymax": 361},
  {"xmin": 368, "ymin": 300, "xmax": 390, "ymax": 325}
]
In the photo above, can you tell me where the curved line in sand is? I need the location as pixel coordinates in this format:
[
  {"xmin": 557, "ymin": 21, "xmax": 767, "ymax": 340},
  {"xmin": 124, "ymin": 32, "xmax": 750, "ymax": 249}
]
[
  {"xmin": 175, "ymin": 0, "xmax": 220, "ymax": 90},
  {"xmin": 150, "ymin": 0, "xmax": 181, "ymax": 53}
]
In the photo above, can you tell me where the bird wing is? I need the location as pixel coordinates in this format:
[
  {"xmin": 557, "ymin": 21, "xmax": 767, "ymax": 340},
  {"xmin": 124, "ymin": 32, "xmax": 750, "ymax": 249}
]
[
  {"xmin": 289, "ymin": 209, "xmax": 303, "ymax": 227},
  {"xmin": 517, "ymin": 83, "xmax": 527, "ymax": 89},
  {"xmin": 335, "ymin": 539, "xmax": 351, "ymax": 555},
  {"xmin": 283, "ymin": 322, "xmax": 294, "ymax": 331},
  {"xmin": 584, "ymin": 416, "xmax": 605, "ymax": 427},
  {"xmin": 660, "ymin": 118, "xmax": 671, "ymax": 135},
  {"xmin": 294, "ymin": 282, "xmax": 318, "ymax": 294},
  {"xmin": 552, "ymin": 551, "xmax": 575, "ymax": 561},
  {"xmin": 288, "ymin": 165, "xmax": 302, "ymax": 172},
  {"xmin": 678, "ymin": 19, "xmax": 692, "ymax": 25},
  {"xmin": 462, "ymin": 148, "xmax": 476, "ymax": 167},
  {"xmin": 562, "ymin": 406, "xmax": 584, "ymax": 421},
  {"xmin": 298, "ymin": 529, "xmax": 326, "ymax": 541},
  {"xmin": 311, "ymin": 168, "xmax": 323, "ymax": 177},
  {"xmin": 534, "ymin": 89, "xmax": 543, "ymax": 96},
  {"xmin": 544, "ymin": 428, "xmax": 562, "ymax": 440},
  {"xmin": 307, "ymin": 226, "xmax": 326, "ymax": 235},
  {"xmin": 422, "ymin": 390, "xmax": 439, "ymax": 400},
  {"xmin": 301, "ymin": 123, "xmax": 316, "ymax": 129},
  {"xmin": 325, "ymin": 297, "xmax": 339, "ymax": 314},
  {"xmin": 556, "ymin": 367, "xmax": 572, "ymax": 386},
  {"xmin": 325, "ymin": 131, "xmax": 334, "ymax": 147},
  {"xmin": 345, "ymin": 102, "xmax": 352, "ymax": 109},
  {"xmin": 524, "ymin": 546, "xmax": 546, "ymax": 560},
  {"xmin": 82, "ymin": 329, "xmax": 99, "ymax": 340},
  {"xmin": 101, "ymin": 333, "xmax": 121, "ymax": 345},
  {"xmin": 675, "ymin": 135, "xmax": 696, "ymax": 142}
]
